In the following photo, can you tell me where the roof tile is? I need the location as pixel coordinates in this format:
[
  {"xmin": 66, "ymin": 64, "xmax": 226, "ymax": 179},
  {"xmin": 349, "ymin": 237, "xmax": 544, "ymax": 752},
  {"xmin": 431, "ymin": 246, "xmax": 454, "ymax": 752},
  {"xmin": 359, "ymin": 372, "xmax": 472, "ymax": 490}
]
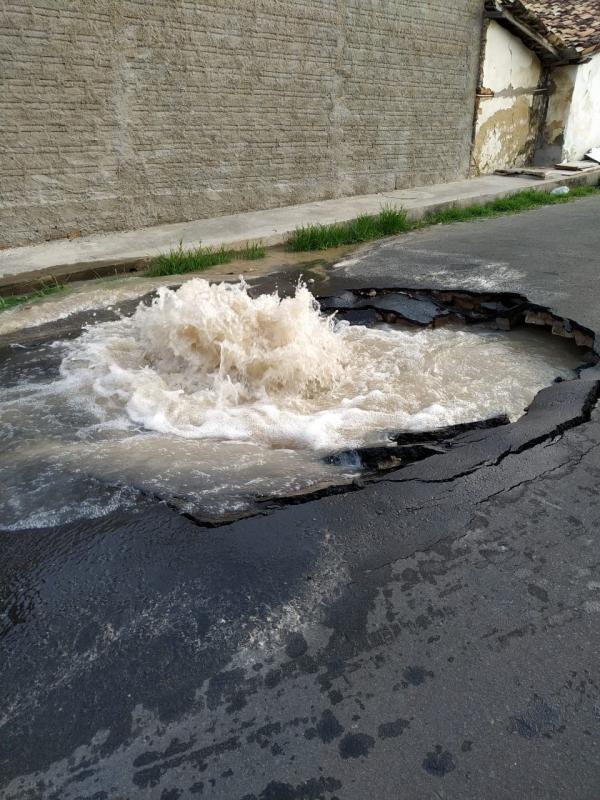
[{"xmin": 509, "ymin": 0, "xmax": 600, "ymax": 54}]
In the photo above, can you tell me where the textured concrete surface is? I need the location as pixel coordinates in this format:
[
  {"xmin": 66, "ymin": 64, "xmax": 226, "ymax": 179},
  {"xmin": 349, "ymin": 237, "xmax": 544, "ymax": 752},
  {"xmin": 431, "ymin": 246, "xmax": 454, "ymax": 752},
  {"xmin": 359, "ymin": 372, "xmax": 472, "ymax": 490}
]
[
  {"xmin": 1, "ymin": 0, "xmax": 483, "ymax": 247},
  {"xmin": 2, "ymin": 196, "xmax": 600, "ymax": 799},
  {"xmin": 1, "ymin": 169, "xmax": 598, "ymax": 288}
]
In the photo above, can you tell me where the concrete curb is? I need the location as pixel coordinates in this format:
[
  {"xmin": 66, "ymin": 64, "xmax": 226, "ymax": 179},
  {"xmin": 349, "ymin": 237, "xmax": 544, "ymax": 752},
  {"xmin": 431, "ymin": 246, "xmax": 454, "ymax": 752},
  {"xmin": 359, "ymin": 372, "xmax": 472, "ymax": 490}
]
[{"xmin": 1, "ymin": 168, "xmax": 599, "ymax": 294}]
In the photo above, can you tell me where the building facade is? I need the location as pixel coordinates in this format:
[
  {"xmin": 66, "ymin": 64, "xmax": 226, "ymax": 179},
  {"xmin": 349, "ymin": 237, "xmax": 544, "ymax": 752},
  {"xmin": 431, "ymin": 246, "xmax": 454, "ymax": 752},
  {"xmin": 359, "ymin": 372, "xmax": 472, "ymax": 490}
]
[
  {"xmin": 1, "ymin": 1, "xmax": 483, "ymax": 247},
  {"xmin": 472, "ymin": 0, "xmax": 600, "ymax": 174}
]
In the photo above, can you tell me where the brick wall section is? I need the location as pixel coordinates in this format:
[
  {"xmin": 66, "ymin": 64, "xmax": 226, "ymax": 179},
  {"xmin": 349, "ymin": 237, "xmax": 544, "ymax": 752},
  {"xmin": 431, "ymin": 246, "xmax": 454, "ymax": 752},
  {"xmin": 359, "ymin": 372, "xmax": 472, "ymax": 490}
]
[{"xmin": 0, "ymin": 1, "xmax": 483, "ymax": 246}]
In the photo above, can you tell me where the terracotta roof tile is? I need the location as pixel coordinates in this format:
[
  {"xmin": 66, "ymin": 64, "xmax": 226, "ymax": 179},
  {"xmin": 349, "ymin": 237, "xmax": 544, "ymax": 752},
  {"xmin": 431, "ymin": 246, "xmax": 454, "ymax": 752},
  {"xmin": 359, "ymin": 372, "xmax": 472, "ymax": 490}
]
[{"xmin": 508, "ymin": 0, "xmax": 600, "ymax": 54}]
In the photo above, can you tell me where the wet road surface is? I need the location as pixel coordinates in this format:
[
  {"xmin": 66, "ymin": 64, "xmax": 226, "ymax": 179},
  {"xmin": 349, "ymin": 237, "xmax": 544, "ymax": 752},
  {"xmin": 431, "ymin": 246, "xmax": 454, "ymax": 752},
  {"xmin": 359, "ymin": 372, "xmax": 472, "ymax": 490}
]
[{"xmin": 2, "ymin": 196, "xmax": 600, "ymax": 799}]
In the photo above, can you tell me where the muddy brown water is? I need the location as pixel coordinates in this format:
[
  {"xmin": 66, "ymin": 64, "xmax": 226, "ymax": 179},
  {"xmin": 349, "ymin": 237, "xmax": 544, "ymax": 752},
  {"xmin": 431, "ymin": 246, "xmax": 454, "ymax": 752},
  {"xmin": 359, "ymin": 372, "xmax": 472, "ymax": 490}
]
[{"xmin": 0, "ymin": 277, "xmax": 586, "ymax": 531}]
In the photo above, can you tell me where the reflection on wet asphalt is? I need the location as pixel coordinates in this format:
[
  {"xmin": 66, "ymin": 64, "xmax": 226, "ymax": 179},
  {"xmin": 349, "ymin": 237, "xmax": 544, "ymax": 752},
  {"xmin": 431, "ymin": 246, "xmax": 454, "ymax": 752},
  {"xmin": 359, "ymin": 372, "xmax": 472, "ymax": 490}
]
[{"xmin": 3, "ymin": 198, "xmax": 600, "ymax": 799}]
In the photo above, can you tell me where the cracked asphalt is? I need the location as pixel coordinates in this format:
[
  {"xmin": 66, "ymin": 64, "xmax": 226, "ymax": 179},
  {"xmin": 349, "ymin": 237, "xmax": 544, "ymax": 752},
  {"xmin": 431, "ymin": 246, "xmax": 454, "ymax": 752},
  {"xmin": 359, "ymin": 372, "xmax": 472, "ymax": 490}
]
[{"xmin": 2, "ymin": 195, "xmax": 600, "ymax": 799}]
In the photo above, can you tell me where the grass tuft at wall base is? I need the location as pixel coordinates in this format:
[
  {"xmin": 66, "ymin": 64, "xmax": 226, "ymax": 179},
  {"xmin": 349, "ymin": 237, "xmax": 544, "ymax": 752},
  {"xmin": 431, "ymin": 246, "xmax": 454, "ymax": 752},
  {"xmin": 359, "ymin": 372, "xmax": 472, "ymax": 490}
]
[
  {"xmin": 287, "ymin": 206, "xmax": 411, "ymax": 251},
  {"xmin": 144, "ymin": 241, "xmax": 266, "ymax": 277},
  {"xmin": 0, "ymin": 280, "xmax": 64, "ymax": 313},
  {"xmin": 287, "ymin": 186, "xmax": 600, "ymax": 252}
]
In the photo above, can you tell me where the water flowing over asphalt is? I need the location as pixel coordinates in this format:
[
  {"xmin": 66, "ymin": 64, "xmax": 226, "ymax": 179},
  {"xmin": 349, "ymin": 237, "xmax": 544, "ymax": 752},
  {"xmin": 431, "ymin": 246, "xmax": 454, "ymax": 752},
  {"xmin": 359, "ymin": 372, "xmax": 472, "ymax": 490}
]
[{"xmin": 0, "ymin": 279, "xmax": 580, "ymax": 529}]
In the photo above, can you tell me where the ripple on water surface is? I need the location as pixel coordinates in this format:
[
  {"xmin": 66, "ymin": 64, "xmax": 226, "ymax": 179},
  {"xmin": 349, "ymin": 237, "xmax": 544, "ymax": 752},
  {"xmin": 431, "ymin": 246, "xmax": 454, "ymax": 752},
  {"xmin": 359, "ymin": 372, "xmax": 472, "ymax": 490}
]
[{"xmin": 0, "ymin": 279, "xmax": 582, "ymax": 529}]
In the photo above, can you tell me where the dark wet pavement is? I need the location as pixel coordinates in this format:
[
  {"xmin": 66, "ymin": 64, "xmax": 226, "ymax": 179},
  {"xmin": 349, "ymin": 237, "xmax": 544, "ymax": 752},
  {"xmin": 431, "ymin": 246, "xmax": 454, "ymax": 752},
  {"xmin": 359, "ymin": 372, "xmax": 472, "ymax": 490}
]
[{"xmin": 2, "ymin": 196, "xmax": 600, "ymax": 799}]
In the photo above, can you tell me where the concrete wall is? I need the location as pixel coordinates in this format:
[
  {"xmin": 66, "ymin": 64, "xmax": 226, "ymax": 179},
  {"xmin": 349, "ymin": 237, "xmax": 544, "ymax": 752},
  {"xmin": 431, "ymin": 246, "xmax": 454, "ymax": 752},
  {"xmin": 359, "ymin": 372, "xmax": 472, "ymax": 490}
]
[
  {"xmin": 563, "ymin": 52, "xmax": 600, "ymax": 161},
  {"xmin": 472, "ymin": 20, "xmax": 544, "ymax": 174},
  {"xmin": 0, "ymin": 0, "xmax": 483, "ymax": 247}
]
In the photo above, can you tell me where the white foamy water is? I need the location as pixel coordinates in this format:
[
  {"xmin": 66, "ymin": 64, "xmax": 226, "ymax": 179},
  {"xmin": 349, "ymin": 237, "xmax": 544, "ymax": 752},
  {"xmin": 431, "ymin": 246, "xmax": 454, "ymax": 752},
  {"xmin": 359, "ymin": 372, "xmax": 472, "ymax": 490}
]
[
  {"xmin": 58, "ymin": 279, "xmax": 577, "ymax": 448},
  {"xmin": 0, "ymin": 279, "xmax": 581, "ymax": 529}
]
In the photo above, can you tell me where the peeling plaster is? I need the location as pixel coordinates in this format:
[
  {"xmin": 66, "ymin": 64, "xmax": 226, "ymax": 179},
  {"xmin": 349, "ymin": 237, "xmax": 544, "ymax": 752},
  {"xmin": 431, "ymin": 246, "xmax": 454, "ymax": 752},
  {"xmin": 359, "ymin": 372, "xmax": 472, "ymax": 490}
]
[
  {"xmin": 545, "ymin": 69, "xmax": 576, "ymax": 143},
  {"xmin": 535, "ymin": 66, "xmax": 577, "ymax": 165},
  {"xmin": 473, "ymin": 96, "xmax": 539, "ymax": 173},
  {"xmin": 473, "ymin": 21, "xmax": 543, "ymax": 174}
]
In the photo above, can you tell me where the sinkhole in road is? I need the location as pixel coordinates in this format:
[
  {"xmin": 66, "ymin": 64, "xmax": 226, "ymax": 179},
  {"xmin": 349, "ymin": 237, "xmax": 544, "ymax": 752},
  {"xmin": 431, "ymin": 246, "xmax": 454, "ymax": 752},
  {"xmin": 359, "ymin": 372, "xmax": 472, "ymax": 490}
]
[{"xmin": 0, "ymin": 278, "xmax": 594, "ymax": 530}]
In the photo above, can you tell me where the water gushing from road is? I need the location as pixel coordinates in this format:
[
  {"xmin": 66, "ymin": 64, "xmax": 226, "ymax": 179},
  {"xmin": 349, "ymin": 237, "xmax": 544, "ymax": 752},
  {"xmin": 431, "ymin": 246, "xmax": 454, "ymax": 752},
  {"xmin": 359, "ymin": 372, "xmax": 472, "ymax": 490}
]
[{"xmin": 0, "ymin": 279, "xmax": 582, "ymax": 528}]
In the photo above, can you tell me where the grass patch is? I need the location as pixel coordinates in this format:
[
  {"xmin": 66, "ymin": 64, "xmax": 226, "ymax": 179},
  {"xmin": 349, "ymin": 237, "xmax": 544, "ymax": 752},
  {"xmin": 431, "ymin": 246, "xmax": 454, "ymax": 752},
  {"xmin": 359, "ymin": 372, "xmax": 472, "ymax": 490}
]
[
  {"xmin": 0, "ymin": 280, "xmax": 64, "ymax": 313},
  {"xmin": 287, "ymin": 205, "xmax": 411, "ymax": 251},
  {"xmin": 238, "ymin": 241, "xmax": 267, "ymax": 261},
  {"xmin": 287, "ymin": 185, "xmax": 600, "ymax": 251},
  {"xmin": 423, "ymin": 184, "xmax": 600, "ymax": 226},
  {"xmin": 144, "ymin": 240, "xmax": 266, "ymax": 278}
]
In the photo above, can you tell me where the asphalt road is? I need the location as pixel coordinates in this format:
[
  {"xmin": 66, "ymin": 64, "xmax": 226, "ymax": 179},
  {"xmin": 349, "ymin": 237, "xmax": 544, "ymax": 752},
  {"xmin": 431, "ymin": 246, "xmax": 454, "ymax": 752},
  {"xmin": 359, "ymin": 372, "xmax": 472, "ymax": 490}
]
[{"xmin": 2, "ymin": 196, "xmax": 600, "ymax": 800}]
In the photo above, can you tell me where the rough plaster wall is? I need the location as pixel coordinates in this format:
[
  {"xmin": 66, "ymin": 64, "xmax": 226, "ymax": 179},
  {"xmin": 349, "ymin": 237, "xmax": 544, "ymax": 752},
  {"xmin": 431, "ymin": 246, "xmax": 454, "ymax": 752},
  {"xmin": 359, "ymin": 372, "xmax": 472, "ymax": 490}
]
[
  {"xmin": 0, "ymin": 0, "xmax": 483, "ymax": 247},
  {"xmin": 472, "ymin": 20, "xmax": 542, "ymax": 174},
  {"xmin": 563, "ymin": 53, "xmax": 600, "ymax": 161},
  {"xmin": 537, "ymin": 65, "xmax": 576, "ymax": 165}
]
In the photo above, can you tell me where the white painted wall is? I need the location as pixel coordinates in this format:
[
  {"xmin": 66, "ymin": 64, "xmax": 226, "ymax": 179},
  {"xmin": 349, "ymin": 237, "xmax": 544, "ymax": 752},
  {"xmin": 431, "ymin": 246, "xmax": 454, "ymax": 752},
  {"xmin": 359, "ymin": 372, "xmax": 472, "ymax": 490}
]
[
  {"xmin": 473, "ymin": 21, "xmax": 543, "ymax": 174},
  {"xmin": 541, "ymin": 65, "xmax": 577, "ymax": 162},
  {"xmin": 562, "ymin": 52, "xmax": 600, "ymax": 161},
  {"xmin": 481, "ymin": 20, "xmax": 542, "ymax": 94}
]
